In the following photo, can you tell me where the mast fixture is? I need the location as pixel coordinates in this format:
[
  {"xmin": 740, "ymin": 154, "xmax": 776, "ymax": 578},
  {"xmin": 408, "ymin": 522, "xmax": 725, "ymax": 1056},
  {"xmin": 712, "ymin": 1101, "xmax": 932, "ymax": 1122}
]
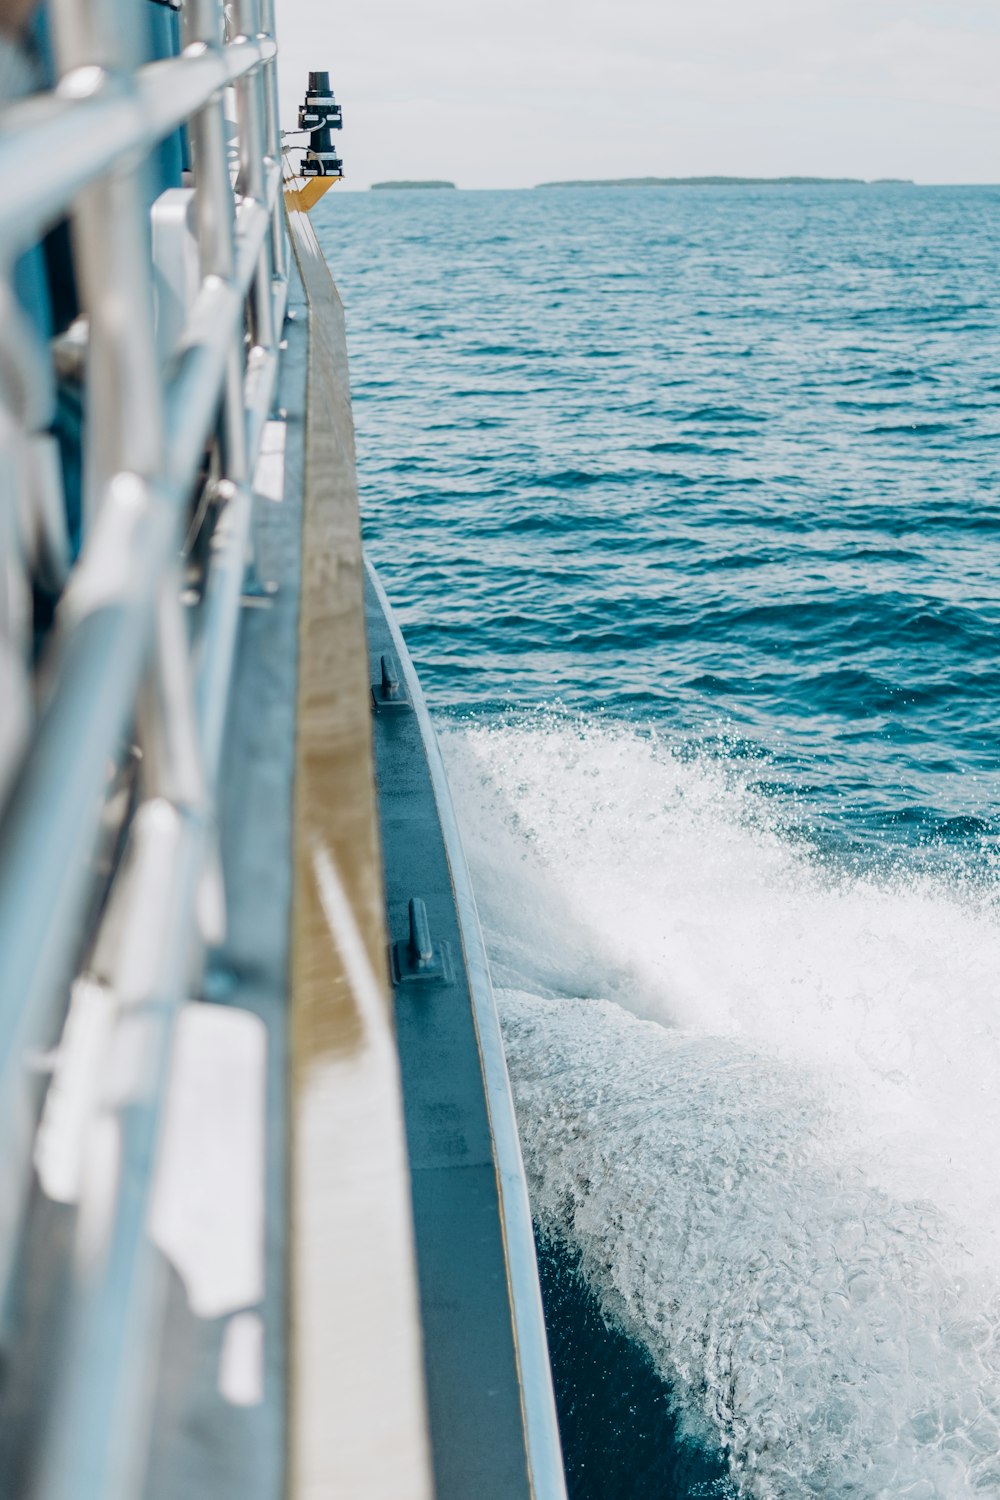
[{"xmin": 297, "ymin": 70, "xmax": 343, "ymax": 179}]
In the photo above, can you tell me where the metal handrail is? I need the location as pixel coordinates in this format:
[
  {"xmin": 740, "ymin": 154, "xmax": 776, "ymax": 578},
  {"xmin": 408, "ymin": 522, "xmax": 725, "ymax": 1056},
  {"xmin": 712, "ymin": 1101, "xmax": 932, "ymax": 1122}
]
[
  {"xmin": 0, "ymin": 38, "xmax": 276, "ymax": 258},
  {"xmin": 0, "ymin": 0, "xmax": 290, "ymax": 1492}
]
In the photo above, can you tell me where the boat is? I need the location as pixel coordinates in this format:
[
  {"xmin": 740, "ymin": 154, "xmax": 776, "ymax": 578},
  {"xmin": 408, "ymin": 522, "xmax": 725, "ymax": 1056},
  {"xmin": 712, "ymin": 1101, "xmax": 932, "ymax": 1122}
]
[{"xmin": 0, "ymin": 4, "xmax": 566, "ymax": 1495}]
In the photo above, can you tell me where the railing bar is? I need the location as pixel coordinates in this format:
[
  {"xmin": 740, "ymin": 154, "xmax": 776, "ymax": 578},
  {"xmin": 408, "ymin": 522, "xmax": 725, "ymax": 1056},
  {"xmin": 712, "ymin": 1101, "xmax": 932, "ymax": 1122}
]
[
  {"xmin": 183, "ymin": 0, "xmax": 249, "ymax": 497},
  {"xmin": 194, "ymin": 487, "xmax": 253, "ymax": 788},
  {"xmin": 161, "ymin": 198, "xmax": 271, "ymax": 490},
  {"xmin": 242, "ymin": 347, "xmax": 279, "ymax": 502},
  {"xmin": 273, "ymin": 270, "xmax": 289, "ymax": 330},
  {"xmin": 37, "ymin": 800, "xmax": 206, "ymax": 1500},
  {"xmin": 67, "ymin": 180, "xmax": 164, "ymax": 528},
  {"xmin": 0, "ymin": 93, "xmax": 136, "ymax": 254},
  {"xmin": 231, "ymin": 0, "xmax": 276, "ymax": 352},
  {"xmin": 0, "ymin": 310, "xmax": 278, "ymax": 1328},
  {"xmin": 0, "ymin": 0, "xmax": 299, "ymax": 1474},
  {"xmin": 0, "ymin": 486, "xmax": 177, "ymax": 1306},
  {"xmin": 39, "ymin": 313, "xmax": 281, "ymax": 1500},
  {"xmin": 232, "ymin": 192, "xmax": 272, "ymax": 272},
  {"xmin": 196, "ymin": 338, "xmax": 278, "ymax": 781},
  {"xmin": 255, "ymin": 0, "xmax": 286, "ymax": 279},
  {"xmin": 264, "ymin": 154, "xmax": 282, "ymax": 213},
  {"xmin": 0, "ymin": 38, "xmax": 276, "ymax": 257},
  {"xmin": 47, "ymin": 0, "xmax": 164, "ymax": 523},
  {"xmin": 138, "ymin": 576, "xmax": 207, "ymax": 809}
]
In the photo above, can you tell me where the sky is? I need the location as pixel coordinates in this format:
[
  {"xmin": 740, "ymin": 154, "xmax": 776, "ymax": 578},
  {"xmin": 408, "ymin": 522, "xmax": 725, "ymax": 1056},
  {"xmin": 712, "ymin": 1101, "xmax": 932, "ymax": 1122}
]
[{"xmin": 276, "ymin": 0, "xmax": 1000, "ymax": 190}]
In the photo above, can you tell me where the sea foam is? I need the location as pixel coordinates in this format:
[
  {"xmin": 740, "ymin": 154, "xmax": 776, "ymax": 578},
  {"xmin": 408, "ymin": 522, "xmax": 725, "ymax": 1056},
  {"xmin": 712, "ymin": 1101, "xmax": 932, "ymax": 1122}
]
[{"xmin": 443, "ymin": 716, "xmax": 1000, "ymax": 1498}]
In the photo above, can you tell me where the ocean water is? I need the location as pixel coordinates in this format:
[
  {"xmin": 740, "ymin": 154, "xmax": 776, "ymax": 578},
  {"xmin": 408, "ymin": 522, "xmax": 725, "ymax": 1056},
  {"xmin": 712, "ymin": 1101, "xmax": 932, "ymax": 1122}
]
[{"xmin": 316, "ymin": 185, "xmax": 1000, "ymax": 1498}]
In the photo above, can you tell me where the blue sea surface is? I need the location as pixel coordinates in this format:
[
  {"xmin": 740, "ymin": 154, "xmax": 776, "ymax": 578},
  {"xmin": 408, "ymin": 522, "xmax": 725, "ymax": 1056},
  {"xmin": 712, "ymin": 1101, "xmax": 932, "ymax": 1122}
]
[
  {"xmin": 317, "ymin": 186, "xmax": 1000, "ymax": 1500},
  {"xmin": 319, "ymin": 183, "xmax": 1000, "ymax": 863}
]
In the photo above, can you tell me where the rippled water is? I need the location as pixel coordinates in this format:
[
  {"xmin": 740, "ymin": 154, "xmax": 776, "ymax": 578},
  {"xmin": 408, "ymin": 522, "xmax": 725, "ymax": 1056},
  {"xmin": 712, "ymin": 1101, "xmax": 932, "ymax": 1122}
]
[
  {"xmin": 321, "ymin": 184, "xmax": 1000, "ymax": 857},
  {"xmin": 317, "ymin": 186, "xmax": 1000, "ymax": 1498}
]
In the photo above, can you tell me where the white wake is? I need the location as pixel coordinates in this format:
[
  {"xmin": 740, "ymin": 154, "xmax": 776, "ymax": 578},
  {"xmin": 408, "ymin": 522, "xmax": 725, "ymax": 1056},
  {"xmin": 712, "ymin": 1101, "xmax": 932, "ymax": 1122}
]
[{"xmin": 443, "ymin": 716, "xmax": 1000, "ymax": 1498}]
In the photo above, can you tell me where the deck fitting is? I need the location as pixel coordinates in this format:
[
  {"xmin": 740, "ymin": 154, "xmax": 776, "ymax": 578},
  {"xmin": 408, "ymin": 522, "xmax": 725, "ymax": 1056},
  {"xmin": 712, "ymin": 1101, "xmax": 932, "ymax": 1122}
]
[
  {"xmin": 371, "ymin": 653, "xmax": 410, "ymax": 712},
  {"xmin": 392, "ymin": 897, "xmax": 450, "ymax": 985}
]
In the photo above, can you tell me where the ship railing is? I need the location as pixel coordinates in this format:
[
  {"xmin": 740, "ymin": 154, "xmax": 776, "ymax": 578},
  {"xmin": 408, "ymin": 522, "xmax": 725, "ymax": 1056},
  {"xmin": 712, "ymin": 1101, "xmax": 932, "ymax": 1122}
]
[{"xmin": 0, "ymin": 0, "xmax": 288, "ymax": 1493}]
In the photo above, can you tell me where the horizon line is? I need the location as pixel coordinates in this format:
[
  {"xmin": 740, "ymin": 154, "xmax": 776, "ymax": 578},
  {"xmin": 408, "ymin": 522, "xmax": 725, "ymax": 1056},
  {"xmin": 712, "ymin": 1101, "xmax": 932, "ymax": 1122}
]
[{"xmin": 347, "ymin": 176, "xmax": 999, "ymax": 193}]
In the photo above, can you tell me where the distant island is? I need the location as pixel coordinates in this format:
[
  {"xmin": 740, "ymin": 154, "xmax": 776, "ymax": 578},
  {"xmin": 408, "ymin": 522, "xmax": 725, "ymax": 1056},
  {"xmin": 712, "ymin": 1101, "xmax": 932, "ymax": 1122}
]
[
  {"xmin": 371, "ymin": 180, "xmax": 456, "ymax": 191},
  {"xmin": 535, "ymin": 176, "xmax": 914, "ymax": 189}
]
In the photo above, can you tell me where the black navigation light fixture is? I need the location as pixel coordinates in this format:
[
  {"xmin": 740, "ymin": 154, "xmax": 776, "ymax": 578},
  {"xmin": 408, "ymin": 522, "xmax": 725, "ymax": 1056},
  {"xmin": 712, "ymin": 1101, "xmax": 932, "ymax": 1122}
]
[{"xmin": 298, "ymin": 71, "xmax": 343, "ymax": 179}]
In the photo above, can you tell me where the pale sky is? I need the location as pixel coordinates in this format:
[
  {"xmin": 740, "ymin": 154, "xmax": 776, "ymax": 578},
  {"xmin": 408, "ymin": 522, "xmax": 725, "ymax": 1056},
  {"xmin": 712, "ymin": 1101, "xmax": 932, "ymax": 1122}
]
[{"xmin": 276, "ymin": 0, "xmax": 1000, "ymax": 190}]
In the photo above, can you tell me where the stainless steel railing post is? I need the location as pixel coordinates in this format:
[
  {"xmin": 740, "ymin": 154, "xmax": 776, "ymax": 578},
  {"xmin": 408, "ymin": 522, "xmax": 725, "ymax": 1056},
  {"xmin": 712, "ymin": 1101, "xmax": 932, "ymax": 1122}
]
[
  {"xmin": 182, "ymin": 0, "xmax": 251, "ymax": 489},
  {"xmin": 32, "ymin": 9, "xmax": 193, "ymax": 1498},
  {"xmin": 48, "ymin": 0, "xmax": 165, "ymax": 532},
  {"xmin": 37, "ymin": 795, "xmax": 206, "ymax": 1500},
  {"xmin": 258, "ymin": 0, "xmax": 288, "ymax": 282},
  {"xmin": 231, "ymin": 0, "xmax": 277, "ymax": 354}
]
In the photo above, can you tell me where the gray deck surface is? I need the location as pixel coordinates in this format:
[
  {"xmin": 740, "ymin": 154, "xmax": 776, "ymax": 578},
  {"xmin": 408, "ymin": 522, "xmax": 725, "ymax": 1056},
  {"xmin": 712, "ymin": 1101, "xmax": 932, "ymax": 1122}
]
[{"xmin": 365, "ymin": 575, "xmax": 535, "ymax": 1500}]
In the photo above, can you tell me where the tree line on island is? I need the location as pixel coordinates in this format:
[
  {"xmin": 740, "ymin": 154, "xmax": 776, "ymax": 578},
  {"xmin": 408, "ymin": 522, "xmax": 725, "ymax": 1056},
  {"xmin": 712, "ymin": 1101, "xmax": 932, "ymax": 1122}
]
[{"xmin": 369, "ymin": 176, "xmax": 914, "ymax": 190}]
